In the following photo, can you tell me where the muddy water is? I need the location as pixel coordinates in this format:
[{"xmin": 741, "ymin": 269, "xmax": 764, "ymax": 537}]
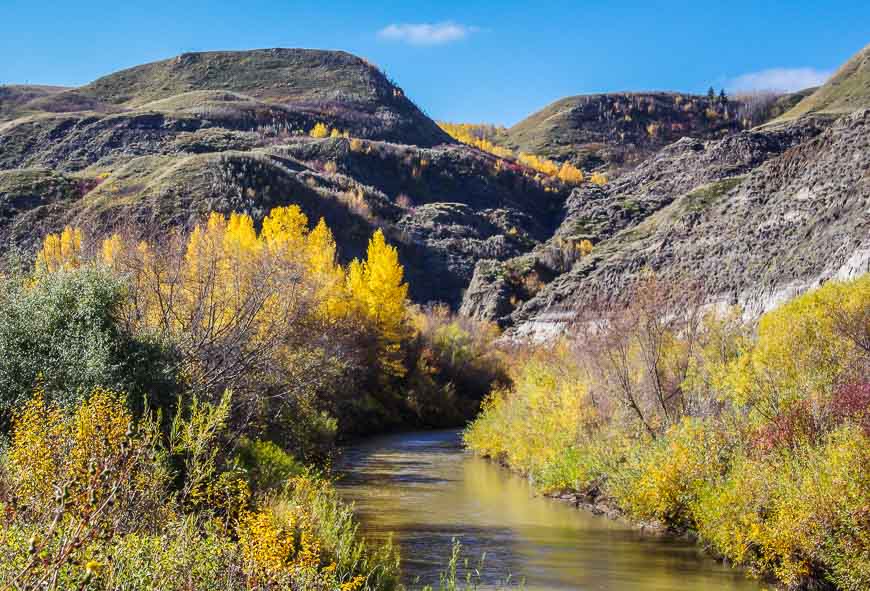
[{"xmin": 336, "ymin": 430, "xmax": 762, "ymax": 590}]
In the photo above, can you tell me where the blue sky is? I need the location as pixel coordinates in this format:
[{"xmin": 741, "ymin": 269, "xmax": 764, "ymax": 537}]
[{"xmin": 1, "ymin": 1, "xmax": 867, "ymax": 125}]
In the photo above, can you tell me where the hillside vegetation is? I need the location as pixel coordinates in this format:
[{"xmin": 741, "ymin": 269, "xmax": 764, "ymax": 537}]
[{"xmin": 500, "ymin": 91, "xmax": 785, "ymax": 172}]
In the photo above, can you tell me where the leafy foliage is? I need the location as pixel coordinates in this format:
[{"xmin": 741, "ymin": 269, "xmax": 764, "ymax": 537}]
[
  {"xmin": 347, "ymin": 230, "xmax": 410, "ymax": 378},
  {"xmin": 465, "ymin": 274, "xmax": 870, "ymax": 589},
  {"xmin": 0, "ymin": 202, "xmax": 508, "ymax": 590},
  {"xmin": 0, "ymin": 266, "xmax": 178, "ymax": 422},
  {"xmin": 0, "ymin": 387, "xmax": 400, "ymax": 591},
  {"xmin": 438, "ymin": 121, "xmax": 587, "ymax": 184},
  {"xmin": 436, "ymin": 122, "xmax": 513, "ymax": 159}
]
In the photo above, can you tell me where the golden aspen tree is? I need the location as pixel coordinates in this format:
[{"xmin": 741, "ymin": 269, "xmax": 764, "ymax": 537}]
[
  {"xmin": 346, "ymin": 259, "xmax": 366, "ymax": 307},
  {"xmin": 99, "ymin": 233, "xmax": 159, "ymax": 326},
  {"xmin": 347, "ymin": 230, "xmax": 409, "ymax": 376},
  {"xmin": 304, "ymin": 218, "xmax": 348, "ymax": 318},
  {"xmin": 261, "ymin": 205, "xmax": 309, "ymax": 253},
  {"xmin": 223, "ymin": 213, "xmax": 261, "ymax": 310},
  {"xmin": 557, "ymin": 162, "xmax": 584, "ymax": 184},
  {"xmin": 437, "ymin": 122, "xmax": 513, "ymax": 159},
  {"xmin": 519, "ymin": 152, "xmax": 560, "ymax": 177},
  {"xmin": 100, "ymin": 234, "xmax": 122, "ymax": 266},
  {"xmin": 36, "ymin": 226, "xmax": 83, "ymax": 273},
  {"xmin": 183, "ymin": 212, "xmax": 261, "ymax": 332}
]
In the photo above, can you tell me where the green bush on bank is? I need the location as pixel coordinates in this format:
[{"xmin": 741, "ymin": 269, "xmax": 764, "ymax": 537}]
[{"xmin": 0, "ymin": 267, "xmax": 179, "ymax": 421}]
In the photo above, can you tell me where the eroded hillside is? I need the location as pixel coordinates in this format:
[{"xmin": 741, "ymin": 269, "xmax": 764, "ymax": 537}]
[{"xmin": 463, "ymin": 109, "xmax": 869, "ymax": 338}]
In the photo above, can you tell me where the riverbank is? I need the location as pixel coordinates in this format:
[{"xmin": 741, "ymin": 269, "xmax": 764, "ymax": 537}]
[
  {"xmin": 485, "ymin": 452, "xmax": 699, "ymax": 539},
  {"xmin": 464, "ymin": 276, "xmax": 870, "ymax": 591}
]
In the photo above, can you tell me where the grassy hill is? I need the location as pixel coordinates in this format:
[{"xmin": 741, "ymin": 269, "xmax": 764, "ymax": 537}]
[
  {"xmin": 0, "ymin": 85, "xmax": 70, "ymax": 119},
  {"xmin": 80, "ymin": 49, "xmax": 391, "ymax": 106},
  {"xmin": 777, "ymin": 43, "xmax": 870, "ymax": 121},
  {"xmin": 1, "ymin": 49, "xmax": 451, "ymax": 147}
]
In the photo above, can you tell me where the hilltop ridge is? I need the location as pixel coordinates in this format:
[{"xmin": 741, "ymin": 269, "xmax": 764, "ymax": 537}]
[
  {"xmin": 0, "ymin": 48, "xmax": 451, "ymax": 147},
  {"xmin": 776, "ymin": 42, "xmax": 870, "ymax": 121}
]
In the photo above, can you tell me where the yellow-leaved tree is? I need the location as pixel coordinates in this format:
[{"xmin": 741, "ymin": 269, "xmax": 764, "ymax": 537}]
[
  {"xmin": 95, "ymin": 208, "xmax": 324, "ymax": 400},
  {"xmin": 304, "ymin": 218, "xmax": 348, "ymax": 319},
  {"xmin": 557, "ymin": 162, "xmax": 584, "ymax": 184},
  {"xmin": 347, "ymin": 229, "xmax": 410, "ymax": 377},
  {"xmin": 36, "ymin": 226, "xmax": 83, "ymax": 273},
  {"xmin": 260, "ymin": 205, "xmax": 348, "ymax": 318}
]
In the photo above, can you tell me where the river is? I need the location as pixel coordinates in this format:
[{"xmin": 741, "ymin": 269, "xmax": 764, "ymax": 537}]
[{"xmin": 335, "ymin": 430, "xmax": 763, "ymax": 591}]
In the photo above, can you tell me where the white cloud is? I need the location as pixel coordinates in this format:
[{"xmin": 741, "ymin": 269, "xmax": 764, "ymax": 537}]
[
  {"xmin": 727, "ymin": 67, "xmax": 832, "ymax": 93},
  {"xmin": 377, "ymin": 22, "xmax": 479, "ymax": 46}
]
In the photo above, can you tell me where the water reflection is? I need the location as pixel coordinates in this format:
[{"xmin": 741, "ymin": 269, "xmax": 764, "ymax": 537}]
[{"xmin": 336, "ymin": 430, "xmax": 762, "ymax": 591}]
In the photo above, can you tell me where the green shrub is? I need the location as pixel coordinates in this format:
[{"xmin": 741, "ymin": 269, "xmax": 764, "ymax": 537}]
[
  {"xmin": 235, "ymin": 437, "xmax": 303, "ymax": 494},
  {"xmin": 535, "ymin": 428, "xmax": 629, "ymax": 493},
  {"xmin": 0, "ymin": 267, "xmax": 179, "ymax": 422},
  {"xmin": 93, "ymin": 517, "xmax": 241, "ymax": 591},
  {"xmin": 284, "ymin": 475, "xmax": 401, "ymax": 590}
]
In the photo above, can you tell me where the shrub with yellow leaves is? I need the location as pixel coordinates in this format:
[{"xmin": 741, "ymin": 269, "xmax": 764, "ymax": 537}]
[
  {"xmin": 464, "ymin": 344, "xmax": 595, "ymax": 480},
  {"xmin": 590, "ymin": 172, "xmax": 608, "ymax": 186},
  {"xmin": 694, "ymin": 426, "xmax": 870, "ymax": 590},
  {"xmin": 556, "ymin": 161, "xmax": 584, "ymax": 184},
  {"xmin": 310, "ymin": 122, "xmax": 330, "ymax": 138},
  {"xmin": 715, "ymin": 274, "xmax": 870, "ymax": 420},
  {"xmin": 607, "ymin": 417, "xmax": 734, "ymax": 528},
  {"xmin": 0, "ymin": 386, "xmax": 171, "ymax": 588},
  {"xmin": 518, "ymin": 152, "xmax": 559, "ymax": 177}
]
